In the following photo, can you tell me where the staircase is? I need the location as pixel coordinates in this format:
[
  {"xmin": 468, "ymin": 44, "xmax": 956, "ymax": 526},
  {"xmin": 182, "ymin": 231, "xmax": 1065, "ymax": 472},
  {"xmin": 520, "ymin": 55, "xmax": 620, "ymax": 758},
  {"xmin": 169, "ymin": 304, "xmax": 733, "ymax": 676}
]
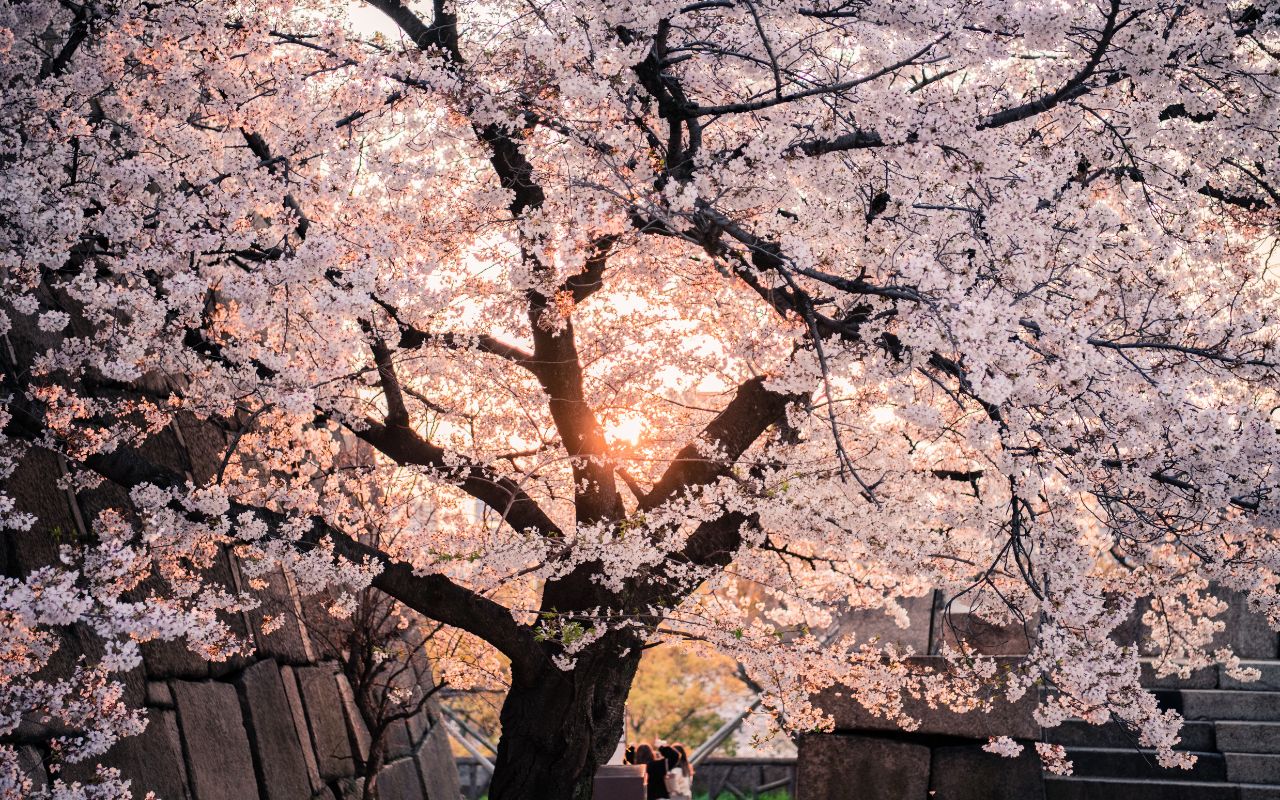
[{"xmin": 1044, "ymin": 661, "xmax": 1280, "ymax": 799}]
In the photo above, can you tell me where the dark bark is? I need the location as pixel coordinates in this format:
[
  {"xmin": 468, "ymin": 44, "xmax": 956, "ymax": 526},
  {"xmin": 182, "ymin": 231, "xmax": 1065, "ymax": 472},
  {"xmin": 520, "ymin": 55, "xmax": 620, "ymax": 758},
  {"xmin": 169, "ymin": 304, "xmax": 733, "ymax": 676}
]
[{"xmin": 488, "ymin": 633, "xmax": 643, "ymax": 800}]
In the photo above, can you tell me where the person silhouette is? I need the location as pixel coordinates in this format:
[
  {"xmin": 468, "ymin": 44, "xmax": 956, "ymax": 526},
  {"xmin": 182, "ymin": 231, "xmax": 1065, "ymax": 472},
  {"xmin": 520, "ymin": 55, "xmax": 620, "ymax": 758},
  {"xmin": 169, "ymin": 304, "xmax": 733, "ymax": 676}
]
[{"xmin": 632, "ymin": 743, "xmax": 670, "ymax": 799}]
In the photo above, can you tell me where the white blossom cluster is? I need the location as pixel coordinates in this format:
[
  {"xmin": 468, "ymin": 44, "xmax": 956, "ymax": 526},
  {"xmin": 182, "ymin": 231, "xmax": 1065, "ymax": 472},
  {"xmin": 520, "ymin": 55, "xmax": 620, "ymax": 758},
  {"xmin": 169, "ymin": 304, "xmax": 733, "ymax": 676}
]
[{"xmin": 1, "ymin": 0, "xmax": 1279, "ymax": 790}]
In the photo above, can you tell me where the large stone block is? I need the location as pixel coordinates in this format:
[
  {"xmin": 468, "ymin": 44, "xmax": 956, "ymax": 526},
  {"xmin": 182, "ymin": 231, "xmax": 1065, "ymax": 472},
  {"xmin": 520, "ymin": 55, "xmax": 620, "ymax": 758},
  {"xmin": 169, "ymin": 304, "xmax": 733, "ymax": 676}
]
[
  {"xmin": 1139, "ymin": 661, "xmax": 1218, "ymax": 689},
  {"xmin": 61, "ymin": 707, "xmax": 190, "ymax": 798},
  {"xmin": 415, "ymin": 715, "xmax": 462, "ymax": 800},
  {"xmin": 1044, "ymin": 776, "xmax": 1238, "ymax": 800},
  {"xmin": 296, "ymin": 665, "xmax": 357, "ymax": 781},
  {"xmin": 17, "ymin": 746, "xmax": 47, "ymax": 793},
  {"xmin": 1221, "ymin": 590, "xmax": 1280, "ymax": 660},
  {"xmin": 4, "ymin": 450, "xmax": 78, "ymax": 575},
  {"xmin": 1045, "ymin": 719, "xmax": 1214, "ymax": 751},
  {"xmin": 932, "ymin": 612, "xmax": 1034, "ymax": 655},
  {"xmin": 244, "ymin": 566, "xmax": 313, "ymax": 664},
  {"xmin": 1227, "ymin": 752, "xmax": 1280, "ymax": 784},
  {"xmin": 171, "ymin": 680, "xmax": 258, "ymax": 800},
  {"xmin": 1220, "ymin": 660, "xmax": 1280, "ymax": 691},
  {"xmin": 928, "ymin": 743, "xmax": 1042, "ymax": 800},
  {"xmin": 146, "ymin": 681, "xmax": 175, "ymax": 708},
  {"xmin": 835, "ymin": 593, "xmax": 936, "ymax": 653},
  {"xmin": 141, "ymin": 631, "xmax": 211, "ymax": 680},
  {"xmin": 1069, "ymin": 749, "xmax": 1225, "ymax": 781},
  {"xmin": 384, "ymin": 718, "xmax": 413, "ymax": 760},
  {"xmin": 1182, "ymin": 689, "xmax": 1280, "ymax": 721},
  {"xmin": 335, "ymin": 672, "xmax": 372, "ymax": 763},
  {"xmin": 1218, "ymin": 721, "xmax": 1280, "ymax": 754},
  {"xmin": 813, "ymin": 657, "xmax": 1040, "ymax": 740},
  {"xmin": 377, "ymin": 757, "xmax": 425, "ymax": 799},
  {"xmin": 172, "ymin": 413, "xmax": 228, "ymax": 485},
  {"xmin": 136, "ymin": 425, "xmax": 192, "ymax": 481},
  {"xmin": 236, "ymin": 659, "xmax": 312, "ymax": 800},
  {"xmin": 281, "ymin": 665, "xmax": 324, "ymax": 792},
  {"xmin": 795, "ymin": 734, "xmax": 930, "ymax": 800}
]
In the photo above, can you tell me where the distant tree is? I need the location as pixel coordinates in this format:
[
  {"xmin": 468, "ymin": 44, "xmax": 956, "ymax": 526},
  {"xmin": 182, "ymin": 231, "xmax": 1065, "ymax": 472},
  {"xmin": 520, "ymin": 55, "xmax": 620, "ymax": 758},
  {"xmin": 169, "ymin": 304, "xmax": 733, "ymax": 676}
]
[
  {"xmin": 2, "ymin": 1, "xmax": 1279, "ymax": 798},
  {"xmin": 626, "ymin": 646, "xmax": 749, "ymax": 749}
]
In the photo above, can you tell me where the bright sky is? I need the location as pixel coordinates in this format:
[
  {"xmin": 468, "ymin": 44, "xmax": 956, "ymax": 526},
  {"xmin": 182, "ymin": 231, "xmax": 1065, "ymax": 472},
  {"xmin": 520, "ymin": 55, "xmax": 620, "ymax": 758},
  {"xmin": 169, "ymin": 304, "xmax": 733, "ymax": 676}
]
[{"xmin": 348, "ymin": 3, "xmax": 400, "ymax": 38}]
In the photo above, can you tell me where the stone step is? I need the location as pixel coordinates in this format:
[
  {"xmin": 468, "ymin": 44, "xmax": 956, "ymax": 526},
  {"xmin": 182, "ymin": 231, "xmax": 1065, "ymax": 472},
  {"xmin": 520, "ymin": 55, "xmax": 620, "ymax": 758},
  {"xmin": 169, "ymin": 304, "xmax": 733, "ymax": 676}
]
[
  {"xmin": 1046, "ymin": 720, "xmax": 1215, "ymax": 751},
  {"xmin": 1227, "ymin": 753, "xmax": 1280, "ymax": 784},
  {"xmin": 1224, "ymin": 663, "xmax": 1280, "ymax": 692},
  {"xmin": 1142, "ymin": 663, "xmax": 1219, "ymax": 690},
  {"xmin": 1182, "ymin": 691, "xmax": 1280, "ymax": 722},
  {"xmin": 1220, "ymin": 722, "xmax": 1280, "ymax": 754},
  {"xmin": 1141, "ymin": 661, "xmax": 1280, "ymax": 691},
  {"xmin": 1045, "ymin": 776, "xmax": 1242, "ymax": 800},
  {"xmin": 1066, "ymin": 747, "xmax": 1226, "ymax": 781}
]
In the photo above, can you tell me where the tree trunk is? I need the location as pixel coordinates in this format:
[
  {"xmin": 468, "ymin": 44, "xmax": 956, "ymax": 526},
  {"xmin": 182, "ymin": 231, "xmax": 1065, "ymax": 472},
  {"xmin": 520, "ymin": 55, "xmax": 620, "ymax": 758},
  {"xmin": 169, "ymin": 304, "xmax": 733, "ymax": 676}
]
[{"xmin": 487, "ymin": 638, "xmax": 642, "ymax": 800}]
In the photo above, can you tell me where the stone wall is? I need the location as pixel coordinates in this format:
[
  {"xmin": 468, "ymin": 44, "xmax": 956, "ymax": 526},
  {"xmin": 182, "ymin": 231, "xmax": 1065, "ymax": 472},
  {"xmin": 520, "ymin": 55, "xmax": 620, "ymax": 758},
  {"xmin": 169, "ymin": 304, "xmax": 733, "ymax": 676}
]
[
  {"xmin": 797, "ymin": 594, "xmax": 1280, "ymax": 800},
  {"xmin": 5, "ymin": 433, "xmax": 461, "ymax": 800},
  {"xmin": 797, "ymin": 655, "xmax": 1044, "ymax": 800}
]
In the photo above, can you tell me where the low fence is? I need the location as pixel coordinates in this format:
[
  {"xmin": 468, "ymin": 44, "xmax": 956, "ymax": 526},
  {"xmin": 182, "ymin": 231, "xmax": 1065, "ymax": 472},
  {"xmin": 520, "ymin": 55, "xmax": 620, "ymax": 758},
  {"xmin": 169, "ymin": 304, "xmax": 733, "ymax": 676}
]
[{"xmin": 456, "ymin": 757, "xmax": 796, "ymax": 799}]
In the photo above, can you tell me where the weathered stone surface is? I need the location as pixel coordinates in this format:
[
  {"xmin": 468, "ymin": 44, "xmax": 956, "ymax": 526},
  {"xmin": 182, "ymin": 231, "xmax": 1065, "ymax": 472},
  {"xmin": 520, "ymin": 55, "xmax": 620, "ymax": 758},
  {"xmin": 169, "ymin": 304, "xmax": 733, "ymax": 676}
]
[
  {"xmin": 4, "ymin": 450, "xmax": 78, "ymax": 575},
  {"xmin": 335, "ymin": 672, "xmax": 372, "ymax": 763},
  {"xmin": 836, "ymin": 593, "xmax": 936, "ymax": 653},
  {"xmin": 1221, "ymin": 660, "xmax": 1280, "ymax": 691},
  {"xmin": 281, "ymin": 665, "xmax": 325, "ymax": 792},
  {"xmin": 795, "ymin": 734, "xmax": 930, "ymax": 800},
  {"xmin": 1218, "ymin": 721, "xmax": 1280, "ymax": 754},
  {"xmin": 1045, "ymin": 719, "xmax": 1214, "ymax": 751},
  {"xmin": 141, "ymin": 636, "xmax": 211, "ymax": 680},
  {"xmin": 377, "ymin": 757, "xmax": 425, "ymax": 799},
  {"xmin": 1069, "ymin": 748, "xmax": 1226, "ymax": 781},
  {"xmin": 244, "ymin": 566, "xmax": 313, "ymax": 664},
  {"xmin": 814, "ymin": 658, "xmax": 1040, "ymax": 739},
  {"xmin": 296, "ymin": 665, "xmax": 357, "ymax": 780},
  {"xmin": 1226, "ymin": 752, "xmax": 1280, "ymax": 784},
  {"xmin": 236, "ymin": 659, "xmax": 312, "ymax": 800},
  {"xmin": 171, "ymin": 680, "xmax": 258, "ymax": 800},
  {"xmin": 137, "ymin": 425, "xmax": 191, "ymax": 479},
  {"xmin": 1140, "ymin": 661, "xmax": 1218, "ymax": 689},
  {"xmin": 1220, "ymin": 590, "xmax": 1280, "ymax": 660},
  {"xmin": 416, "ymin": 715, "xmax": 462, "ymax": 800},
  {"xmin": 17, "ymin": 746, "xmax": 47, "ymax": 793},
  {"xmin": 1182, "ymin": 689, "xmax": 1280, "ymax": 721},
  {"xmin": 384, "ymin": 718, "xmax": 413, "ymax": 760},
  {"xmin": 63, "ymin": 708, "xmax": 191, "ymax": 800},
  {"xmin": 146, "ymin": 680, "xmax": 174, "ymax": 707},
  {"xmin": 406, "ymin": 707, "xmax": 428, "ymax": 745},
  {"xmin": 928, "ymin": 743, "xmax": 1042, "ymax": 800},
  {"xmin": 932, "ymin": 612, "xmax": 1034, "ymax": 655},
  {"xmin": 172, "ymin": 413, "xmax": 228, "ymax": 484}
]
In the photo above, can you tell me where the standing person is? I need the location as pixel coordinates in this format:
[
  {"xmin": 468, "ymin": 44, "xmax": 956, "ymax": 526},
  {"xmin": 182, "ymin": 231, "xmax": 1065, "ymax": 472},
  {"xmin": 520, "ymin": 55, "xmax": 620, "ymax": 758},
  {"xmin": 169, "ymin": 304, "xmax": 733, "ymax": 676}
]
[
  {"xmin": 632, "ymin": 743, "xmax": 670, "ymax": 800},
  {"xmin": 663, "ymin": 743, "xmax": 693, "ymax": 800}
]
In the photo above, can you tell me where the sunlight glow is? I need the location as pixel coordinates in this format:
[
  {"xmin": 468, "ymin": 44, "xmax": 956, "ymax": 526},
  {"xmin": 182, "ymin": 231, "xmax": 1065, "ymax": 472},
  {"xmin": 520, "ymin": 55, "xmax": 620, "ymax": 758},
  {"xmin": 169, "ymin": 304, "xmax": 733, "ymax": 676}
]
[{"xmin": 606, "ymin": 415, "xmax": 646, "ymax": 445}]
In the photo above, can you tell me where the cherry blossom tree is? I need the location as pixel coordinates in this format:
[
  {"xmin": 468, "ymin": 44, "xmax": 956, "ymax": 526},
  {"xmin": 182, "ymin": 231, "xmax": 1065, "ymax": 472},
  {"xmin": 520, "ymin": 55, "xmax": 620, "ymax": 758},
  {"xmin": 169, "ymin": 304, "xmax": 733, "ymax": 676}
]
[{"xmin": 2, "ymin": 0, "xmax": 1279, "ymax": 797}]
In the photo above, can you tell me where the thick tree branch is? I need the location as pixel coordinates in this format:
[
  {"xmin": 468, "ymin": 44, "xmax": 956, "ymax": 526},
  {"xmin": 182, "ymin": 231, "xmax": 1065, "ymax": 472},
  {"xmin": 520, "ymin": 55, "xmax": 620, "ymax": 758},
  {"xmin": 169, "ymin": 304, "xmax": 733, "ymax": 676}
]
[
  {"xmin": 689, "ymin": 35, "xmax": 948, "ymax": 117},
  {"xmin": 526, "ymin": 293, "xmax": 624, "ymax": 524},
  {"xmin": 563, "ymin": 235, "xmax": 621, "ymax": 304},
  {"xmin": 351, "ymin": 417, "xmax": 564, "ymax": 538},
  {"xmin": 978, "ymin": 0, "xmax": 1134, "ymax": 130},
  {"xmin": 69, "ymin": 446, "xmax": 548, "ymax": 675},
  {"xmin": 641, "ymin": 376, "xmax": 804, "ymax": 511}
]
